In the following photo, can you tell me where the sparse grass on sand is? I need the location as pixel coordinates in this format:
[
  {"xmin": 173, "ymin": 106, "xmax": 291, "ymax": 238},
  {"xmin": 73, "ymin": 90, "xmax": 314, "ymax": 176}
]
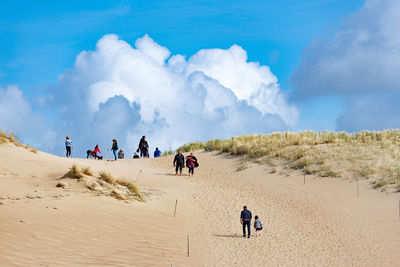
[
  {"xmin": 62, "ymin": 164, "xmax": 85, "ymax": 179},
  {"xmin": 98, "ymin": 171, "xmax": 144, "ymax": 201},
  {"xmin": 162, "ymin": 149, "xmax": 174, "ymax": 156},
  {"xmin": 61, "ymin": 167, "xmax": 144, "ymax": 201},
  {"xmin": 177, "ymin": 142, "xmax": 205, "ymax": 152},
  {"xmin": 181, "ymin": 130, "xmax": 400, "ymax": 191},
  {"xmin": 0, "ymin": 130, "xmax": 37, "ymax": 153}
]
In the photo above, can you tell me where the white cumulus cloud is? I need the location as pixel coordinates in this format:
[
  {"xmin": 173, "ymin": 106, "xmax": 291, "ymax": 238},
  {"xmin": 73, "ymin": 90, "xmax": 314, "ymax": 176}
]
[
  {"xmin": 41, "ymin": 34, "xmax": 297, "ymax": 157},
  {"xmin": 0, "ymin": 85, "xmax": 55, "ymax": 149}
]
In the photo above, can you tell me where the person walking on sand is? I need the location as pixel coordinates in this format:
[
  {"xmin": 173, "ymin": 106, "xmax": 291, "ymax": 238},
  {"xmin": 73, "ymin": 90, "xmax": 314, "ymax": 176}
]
[
  {"xmin": 111, "ymin": 139, "xmax": 118, "ymax": 161},
  {"xmin": 186, "ymin": 152, "xmax": 198, "ymax": 176},
  {"xmin": 65, "ymin": 136, "xmax": 72, "ymax": 158},
  {"xmin": 240, "ymin": 206, "xmax": 252, "ymax": 238},
  {"xmin": 173, "ymin": 150, "xmax": 185, "ymax": 176},
  {"xmin": 137, "ymin": 136, "xmax": 149, "ymax": 158},
  {"xmin": 254, "ymin": 215, "xmax": 263, "ymax": 237},
  {"xmin": 94, "ymin": 144, "xmax": 101, "ymax": 159}
]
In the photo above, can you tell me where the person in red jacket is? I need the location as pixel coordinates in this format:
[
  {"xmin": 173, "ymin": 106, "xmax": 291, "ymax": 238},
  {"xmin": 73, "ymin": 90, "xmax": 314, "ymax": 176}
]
[{"xmin": 93, "ymin": 144, "xmax": 101, "ymax": 159}]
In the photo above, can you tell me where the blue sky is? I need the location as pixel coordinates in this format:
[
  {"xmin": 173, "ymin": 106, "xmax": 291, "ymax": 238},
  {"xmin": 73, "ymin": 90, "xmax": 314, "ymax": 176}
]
[
  {"xmin": 4, "ymin": 0, "xmax": 397, "ymax": 156},
  {"xmin": 1, "ymin": 0, "xmax": 363, "ymax": 93}
]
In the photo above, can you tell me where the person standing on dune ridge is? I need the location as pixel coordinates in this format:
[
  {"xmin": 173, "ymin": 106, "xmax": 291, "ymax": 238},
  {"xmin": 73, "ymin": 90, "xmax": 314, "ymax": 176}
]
[
  {"xmin": 240, "ymin": 206, "xmax": 252, "ymax": 238},
  {"xmin": 65, "ymin": 136, "xmax": 72, "ymax": 158},
  {"xmin": 111, "ymin": 139, "xmax": 118, "ymax": 161},
  {"xmin": 138, "ymin": 136, "xmax": 149, "ymax": 158}
]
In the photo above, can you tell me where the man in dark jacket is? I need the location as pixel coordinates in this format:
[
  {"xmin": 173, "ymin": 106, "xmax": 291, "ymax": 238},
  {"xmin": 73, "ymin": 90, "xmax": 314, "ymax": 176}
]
[
  {"xmin": 240, "ymin": 206, "xmax": 252, "ymax": 238},
  {"xmin": 173, "ymin": 150, "xmax": 185, "ymax": 176},
  {"xmin": 138, "ymin": 136, "xmax": 149, "ymax": 158}
]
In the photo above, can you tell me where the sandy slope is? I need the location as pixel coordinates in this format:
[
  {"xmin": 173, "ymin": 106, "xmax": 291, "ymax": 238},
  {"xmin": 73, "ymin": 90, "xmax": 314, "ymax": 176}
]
[{"xmin": 0, "ymin": 144, "xmax": 399, "ymax": 266}]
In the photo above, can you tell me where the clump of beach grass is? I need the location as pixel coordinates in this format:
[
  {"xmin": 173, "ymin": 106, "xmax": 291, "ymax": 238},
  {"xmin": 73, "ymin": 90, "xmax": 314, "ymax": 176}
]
[
  {"xmin": 181, "ymin": 130, "xmax": 400, "ymax": 189},
  {"xmin": 62, "ymin": 164, "xmax": 85, "ymax": 179},
  {"xmin": 99, "ymin": 171, "xmax": 116, "ymax": 184},
  {"xmin": 97, "ymin": 171, "xmax": 144, "ymax": 201},
  {"xmin": 115, "ymin": 178, "xmax": 144, "ymax": 201},
  {"xmin": 81, "ymin": 166, "xmax": 94, "ymax": 176},
  {"xmin": 0, "ymin": 130, "xmax": 37, "ymax": 153},
  {"xmin": 177, "ymin": 141, "xmax": 204, "ymax": 152},
  {"xmin": 162, "ymin": 148, "xmax": 174, "ymax": 156}
]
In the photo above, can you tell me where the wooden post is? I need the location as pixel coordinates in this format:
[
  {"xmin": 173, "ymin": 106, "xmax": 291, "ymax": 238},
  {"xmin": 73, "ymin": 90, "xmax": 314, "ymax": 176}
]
[
  {"xmin": 187, "ymin": 234, "xmax": 190, "ymax": 257},
  {"xmin": 303, "ymin": 174, "xmax": 306, "ymax": 185},
  {"xmin": 357, "ymin": 179, "xmax": 359, "ymax": 198},
  {"xmin": 174, "ymin": 199, "xmax": 178, "ymax": 217}
]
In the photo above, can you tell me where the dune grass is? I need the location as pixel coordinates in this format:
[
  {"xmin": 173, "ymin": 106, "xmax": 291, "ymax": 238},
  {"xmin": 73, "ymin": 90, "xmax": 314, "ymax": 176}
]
[
  {"xmin": 181, "ymin": 130, "xmax": 400, "ymax": 190},
  {"xmin": 115, "ymin": 178, "xmax": 144, "ymax": 201},
  {"xmin": 0, "ymin": 129, "xmax": 37, "ymax": 153},
  {"xmin": 63, "ymin": 164, "xmax": 85, "ymax": 179},
  {"xmin": 177, "ymin": 141, "xmax": 205, "ymax": 152},
  {"xmin": 162, "ymin": 149, "xmax": 174, "ymax": 156},
  {"xmin": 99, "ymin": 171, "xmax": 116, "ymax": 184},
  {"xmin": 81, "ymin": 166, "xmax": 93, "ymax": 176},
  {"xmin": 98, "ymin": 171, "xmax": 144, "ymax": 201}
]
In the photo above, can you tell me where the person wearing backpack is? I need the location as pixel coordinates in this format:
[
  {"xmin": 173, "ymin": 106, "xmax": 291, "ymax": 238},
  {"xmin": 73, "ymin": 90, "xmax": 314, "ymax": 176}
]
[
  {"xmin": 137, "ymin": 136, "xmax": 149, "ymax": 158},
  {"xmin": 254, "ymin": 215, "xmax": 263, "ymax": 237},
  {"xmin": 111, "ymin": 139, "xmax": 118, "ymax": 161}
]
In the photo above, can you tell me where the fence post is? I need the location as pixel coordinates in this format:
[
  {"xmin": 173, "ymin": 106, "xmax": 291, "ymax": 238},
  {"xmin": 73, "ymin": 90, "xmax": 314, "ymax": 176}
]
[{"xmin": 174, "ymin": 199, "xmax": 178, "ymax": 217}]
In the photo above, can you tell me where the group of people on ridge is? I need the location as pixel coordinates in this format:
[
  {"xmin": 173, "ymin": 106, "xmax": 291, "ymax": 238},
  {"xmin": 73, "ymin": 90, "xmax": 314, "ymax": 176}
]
[
  {"xmin": 65, "ymin": 135, "xmax": 162, "ymax": 160},
  {"xmin": 173, "ymin": 150, "xmax": 199, "ymax": 176}
]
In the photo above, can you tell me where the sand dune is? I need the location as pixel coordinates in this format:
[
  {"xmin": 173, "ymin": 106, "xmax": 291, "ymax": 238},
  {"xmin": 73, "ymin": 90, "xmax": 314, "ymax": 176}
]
[{"xmin": 1, "ymin": 143, "xmax": 399, "ymax": 266}]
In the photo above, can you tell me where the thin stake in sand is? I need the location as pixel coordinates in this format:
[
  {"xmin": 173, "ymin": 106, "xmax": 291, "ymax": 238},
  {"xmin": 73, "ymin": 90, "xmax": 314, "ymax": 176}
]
[
  {"xmin": 174, "ymin": 199, "xmax": 178, "ymax": 217},
  {"xmin": 303, "ymin": 174, "xmax": 306, "ymax": 185},
  {"xmin": 187, "ymin": 234, "xmax": 190, "ymax": 257}
]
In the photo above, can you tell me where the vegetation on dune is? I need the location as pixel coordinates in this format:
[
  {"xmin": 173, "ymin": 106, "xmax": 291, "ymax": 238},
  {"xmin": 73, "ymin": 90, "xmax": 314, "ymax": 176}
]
[
  {"xmin": 62, "ymin": 163, "xmax": 85, "ymax": 179},
  {"xmin": 99, "ymin": 171, "xmax": 144, "ymax": 201},
  {"xmin": 162, "ymin": 148, "xmax": 174, "ymax": 156},
  {"xmin": 177, "ymin": 142, "xmax": 205, "ymax": 152},
  {"xmin": 61, "ymin": 166, "xmax": 144, "ymax": 201},
  {"xmin": 0, "ymin": 130, "xmax": 38, "ymax": 153},
  {"xmin": 180, "ymin": 130, "xmax": 400, "ymax": 189}
]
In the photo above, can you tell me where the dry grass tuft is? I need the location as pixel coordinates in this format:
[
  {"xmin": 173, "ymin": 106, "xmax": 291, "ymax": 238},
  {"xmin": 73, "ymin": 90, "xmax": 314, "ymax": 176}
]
[
  {"xmin": 99, "ymin": 171, "xmax": 116, "ymax": 184},
  {"xmin": 62, "ymin": 164, "xmax": 84, "ymax": 179},
  {"xmin": 81, "ymin": 167, "xmax": 94, "ymax": 176},
  {"xmin": 116, "ymin": 179, "xmax": 144, "ymax": 201},
  {"xmin": 95, "ymin": 171, "xmax": 144, "ymax": 201},
  {"xmin": 0, "ymin": 129, "xmax": 38, "ymax": 153},
  {"xmin": 177, "ymin": 142, "xmax": 204, "ymax": 152}
]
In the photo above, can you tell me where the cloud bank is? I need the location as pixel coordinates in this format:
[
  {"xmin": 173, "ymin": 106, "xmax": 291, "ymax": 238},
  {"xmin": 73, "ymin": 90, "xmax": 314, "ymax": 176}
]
[
  {"xmin": 0, "ymin": 85, "xmax": 55, "ymax": 148},
  {"xmin": 37, "ymin": 34, "xmax": 297, "ymax": 156},
  {"xmin": 292, "ymin": 0, "xmax": 400, "ymax": 131}
]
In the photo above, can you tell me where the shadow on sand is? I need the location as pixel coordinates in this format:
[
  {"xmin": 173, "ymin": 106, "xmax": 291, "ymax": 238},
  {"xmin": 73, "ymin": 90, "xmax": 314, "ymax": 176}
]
[
  {"xmin": 214, "ymin": 234, "xmax": 244, "ymax": 238},
  {"xmin": 156, "ymin": 173, "xmax": 190, "ymax": 176}
]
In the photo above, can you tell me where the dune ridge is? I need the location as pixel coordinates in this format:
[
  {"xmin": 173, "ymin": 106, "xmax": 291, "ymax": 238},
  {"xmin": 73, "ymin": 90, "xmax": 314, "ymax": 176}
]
[{"xmin": 1, "ymin": 140, "xmax": 399, "ymax": 266}]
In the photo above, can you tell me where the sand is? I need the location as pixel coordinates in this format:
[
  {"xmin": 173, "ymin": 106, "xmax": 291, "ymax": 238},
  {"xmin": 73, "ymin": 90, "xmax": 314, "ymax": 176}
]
[{"xmin": 0, "ymin": 144, "xmax": 399, "ymax": 266}]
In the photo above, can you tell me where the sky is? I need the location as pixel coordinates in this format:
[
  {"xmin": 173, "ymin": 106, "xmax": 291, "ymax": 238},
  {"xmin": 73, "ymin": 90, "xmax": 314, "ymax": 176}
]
[{"xmin": 2, "ymin": 0, "xmax": 398, "ymax": 157}]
